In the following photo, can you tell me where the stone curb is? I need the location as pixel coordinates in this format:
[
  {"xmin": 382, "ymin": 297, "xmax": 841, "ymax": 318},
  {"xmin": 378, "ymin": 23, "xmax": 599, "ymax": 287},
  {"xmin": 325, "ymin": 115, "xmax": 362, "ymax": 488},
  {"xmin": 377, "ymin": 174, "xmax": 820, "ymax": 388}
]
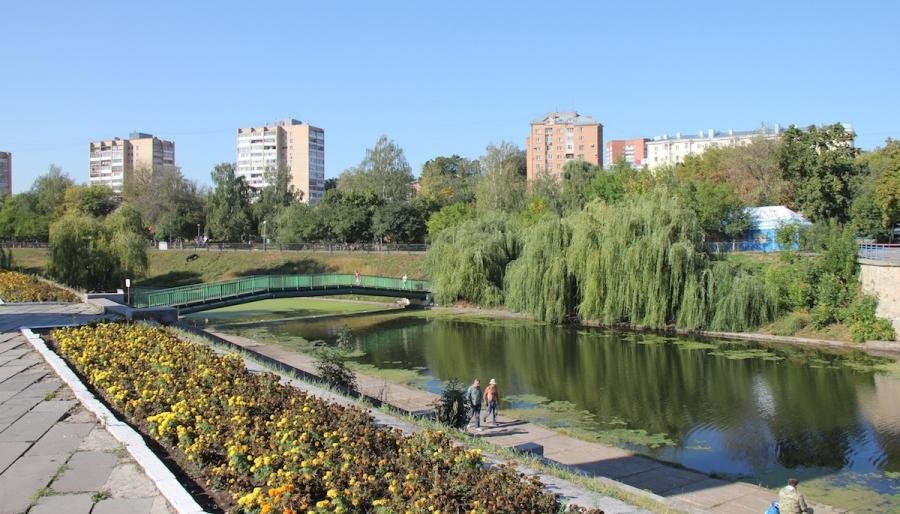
[{"xmin": 19, "ymin": 327, "xmax": 210, "ymax": 514}]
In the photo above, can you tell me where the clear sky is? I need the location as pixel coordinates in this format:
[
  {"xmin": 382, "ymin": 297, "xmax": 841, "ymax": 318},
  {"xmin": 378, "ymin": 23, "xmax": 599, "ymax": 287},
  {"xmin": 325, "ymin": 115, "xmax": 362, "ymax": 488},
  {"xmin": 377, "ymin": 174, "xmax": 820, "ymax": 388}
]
[{"xmin": 2, "ymin": 1, "xmax": 898, "ymax": 192}]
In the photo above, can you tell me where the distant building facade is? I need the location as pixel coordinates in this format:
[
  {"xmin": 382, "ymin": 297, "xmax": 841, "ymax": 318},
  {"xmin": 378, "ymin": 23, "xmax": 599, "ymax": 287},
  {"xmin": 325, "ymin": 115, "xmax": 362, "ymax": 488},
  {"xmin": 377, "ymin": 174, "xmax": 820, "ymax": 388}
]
[
  {"xmin": 0, "ymin": 151, "xmax": 10, "ymax": 195},
  {"xmin": 236, "ymin": 119, "xmax": 325, "ymax": 203},
  {"xmin": 605, "ymin": 138, "xmax": 649, "ymax": 168},
  {"xmin": 526, "ymin": 111, "xmax": 603, "ymax": 181},
  {"xmin": 645, "ymin": 126, "xmax": 783, "ymax": 169},
  {"xmin": 89, "ymin": 132, "xmax": 175, "ymax": 193}
]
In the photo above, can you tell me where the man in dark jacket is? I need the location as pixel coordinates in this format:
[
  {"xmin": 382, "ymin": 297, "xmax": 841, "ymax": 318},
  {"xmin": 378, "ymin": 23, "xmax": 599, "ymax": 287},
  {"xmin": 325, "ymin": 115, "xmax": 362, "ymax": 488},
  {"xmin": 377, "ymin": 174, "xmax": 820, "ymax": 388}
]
[{"xmin": 465, "ymin": 378, "xmax": 482, "ymax": 431}]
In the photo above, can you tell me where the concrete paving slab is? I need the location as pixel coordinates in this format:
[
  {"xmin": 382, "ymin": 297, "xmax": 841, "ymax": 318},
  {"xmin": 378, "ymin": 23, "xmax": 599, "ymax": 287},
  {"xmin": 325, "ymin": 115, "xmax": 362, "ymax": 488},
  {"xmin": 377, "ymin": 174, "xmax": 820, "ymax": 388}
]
[
  {"xmin": 149, "ymin": 496, "xmax": 176, "ymax": 514},
  {"xmin": 92, "ymin": 497, "xmax": 156, "ymax": 514},
  {"xmin": 52, "ymin": 451, "xmax": 118, "ymax": 492},
  {"xmin": 0, "ymin": 442, "xmax": 30, "ymax": 473},
  {"xmin": 12, "ymin": 378, "xmax": 62, "ymax": 402},
  {"xmin": 29, "ymin": 492, "xmax": 95, "ymax": 514},
  {"xmin": 667, "ymin": 478, "xmax": 736, "ymax": 508},
  {"xmin": 26, "ymin": 422, "xmax": 94, "ymax": 457},
  {"xmin": 0, "ymin": 348, "xmax": 29, "ymax": 360},
  {"xmin": 0, "ymin": 371, "xmax": 46, "ymax": 403},
  {"xmin": 0, "ymin": 454, "xmax": 66, "ymax": 514},
  {"xmin": 625, "ymin": 465, "xmax": 710, "ymax": 495},
  {"xmin": 0, "ymin": 395, "xmax": 42, "ymax": 427},
  {"xmin": 77, "ymin": 427, "xmax": 120, "ymax": 452},
  {"xmin": 104, "ymin": 462, "xmax": 162, "ymax": 498},
  {"xmin": 0, "ymin": 364, "xmax": 29, "ymax": 384},
  {"xmin": 0, "ymin": 400, "xmax": 72, "ymax": 442}
]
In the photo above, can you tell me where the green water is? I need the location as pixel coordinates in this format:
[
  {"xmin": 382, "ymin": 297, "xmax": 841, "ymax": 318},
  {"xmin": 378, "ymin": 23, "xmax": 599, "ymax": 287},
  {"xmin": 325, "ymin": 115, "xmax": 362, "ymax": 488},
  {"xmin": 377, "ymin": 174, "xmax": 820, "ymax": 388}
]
[{"xmin": 187, "ymin": 302, "xmax": 900, "ymax": 511}]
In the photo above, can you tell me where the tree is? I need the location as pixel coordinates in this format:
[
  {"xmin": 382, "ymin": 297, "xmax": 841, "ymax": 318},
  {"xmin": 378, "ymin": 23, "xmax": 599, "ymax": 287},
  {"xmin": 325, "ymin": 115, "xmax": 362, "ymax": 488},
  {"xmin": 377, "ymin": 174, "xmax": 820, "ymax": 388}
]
[
  {"xmin": 778, "ymin": 123, "xmax": 860, "ymax": 222},
  {"xmin": 276, "ymin": 203, "xmax": 329, "ymax": 243},
  {"xmin": 205, "ymin": 163, "xmax": 253, "ymax": 241},
  {"xmin": 0, "ymin": 166, "xmax": 75, "ymax": 240},
  {"xmin": 338, "ymin": 136, "xmax": 414, "ymax": 202},
  {"xmin": 31, "ymin": 165, "xmax": 74, "ymax": 219},
  {"xmin": 319, "ymin": 190, "xmax": 380, "ymax": 243},
  {"xmin": 559, "ymin": 160, "xmax": 599, "ymax": 212},
  {"xmin": 47, "ymin": 203, "xmax": 148, "ymax": 290},
  {"xmin": 63, "ymin": 185, "xmax": 118, "ymax": 217},
  {"xmin": 475, "ymin": 142, "xmax": 526, "ymax": 213},
  {"xmin": 875, "ymin": 167, "xmax": 900, "ymax": 237},
  {"xmin": 371, "ymin": 203, "xmax": 426, "ymax": 244},
  {"xmin": 254, "ymin": 166, "xmax": 300, "ymax": 238},
  {"xmin": 720, "ymin": 137, "xmax": 786, "ymax": 206},
  {"xmin": 125, "ymin": 166, "xmax": 206, "ymax": 241},
  {"xmin": 426, "ymin": 202, "xmax": 477, "ymax": 241},
  {"xmin": 418, "ymin": 155, "xmax": 479, "ymax": 207}
]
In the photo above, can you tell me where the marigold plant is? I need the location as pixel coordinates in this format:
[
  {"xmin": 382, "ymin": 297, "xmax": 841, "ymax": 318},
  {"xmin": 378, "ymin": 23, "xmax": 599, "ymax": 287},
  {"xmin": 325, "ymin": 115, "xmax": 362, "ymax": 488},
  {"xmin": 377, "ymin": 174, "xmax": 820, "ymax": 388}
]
[
  {"xmin": 0, "ymin": 270, "xmax": 79, "ymax": 303},
  {"xmin": 53, "ymin": 323, "xmax": 600, "ymax": 514}
]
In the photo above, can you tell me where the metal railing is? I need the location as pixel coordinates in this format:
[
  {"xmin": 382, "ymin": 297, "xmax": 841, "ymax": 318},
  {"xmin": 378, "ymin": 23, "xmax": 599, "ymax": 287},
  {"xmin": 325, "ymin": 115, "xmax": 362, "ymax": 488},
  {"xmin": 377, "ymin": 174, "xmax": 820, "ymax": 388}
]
[
  {"xmin": 154, "ymin": 242, "xmax": 428, "ymax": 253},
  {"xmin": 132, "ymin": 274, "xmax": 432, "ymax": 309},
  {"xmin": 858, "ymin": 243, "xmax": 900, "ymax": 263}
]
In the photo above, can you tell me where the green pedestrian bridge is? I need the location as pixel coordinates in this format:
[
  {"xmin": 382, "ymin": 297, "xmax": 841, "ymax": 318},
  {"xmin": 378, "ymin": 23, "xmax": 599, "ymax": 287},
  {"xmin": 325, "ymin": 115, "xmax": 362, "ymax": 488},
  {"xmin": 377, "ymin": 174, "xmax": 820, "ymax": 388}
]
[{"xmin": 132, "ymin": 274, "xmax": 432, "ymax": 313}]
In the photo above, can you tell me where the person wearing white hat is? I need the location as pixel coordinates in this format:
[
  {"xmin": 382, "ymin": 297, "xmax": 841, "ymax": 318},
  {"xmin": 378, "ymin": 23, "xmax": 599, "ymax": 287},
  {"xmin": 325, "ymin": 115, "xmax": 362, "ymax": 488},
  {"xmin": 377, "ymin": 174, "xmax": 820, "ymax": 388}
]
[{"xmin": 482, "ymin": 378, "xmax": 500, "ymax": 426}]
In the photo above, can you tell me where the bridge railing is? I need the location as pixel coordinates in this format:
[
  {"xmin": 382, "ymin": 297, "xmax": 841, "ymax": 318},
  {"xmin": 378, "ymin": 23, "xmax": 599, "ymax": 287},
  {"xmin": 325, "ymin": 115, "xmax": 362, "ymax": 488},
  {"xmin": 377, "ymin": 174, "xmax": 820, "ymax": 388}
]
[{"xmin": 132, "ymin": 274, "xmax": 431, "ymax": 308}]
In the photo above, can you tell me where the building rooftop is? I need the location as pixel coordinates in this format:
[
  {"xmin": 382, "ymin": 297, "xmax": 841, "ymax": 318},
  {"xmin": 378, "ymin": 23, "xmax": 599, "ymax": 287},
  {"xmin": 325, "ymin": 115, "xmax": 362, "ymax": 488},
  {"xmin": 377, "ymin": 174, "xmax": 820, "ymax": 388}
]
[
  {"xmin": 650, "ymin": 125, "xmax": 784, "ymax": 142},
  {"xmin": 746, "ymin": 206, "xmax": 811, "ymax": 230},
  {"xmin": 533, "ymin": 111, "xmax": 601, "ymax": 126}
]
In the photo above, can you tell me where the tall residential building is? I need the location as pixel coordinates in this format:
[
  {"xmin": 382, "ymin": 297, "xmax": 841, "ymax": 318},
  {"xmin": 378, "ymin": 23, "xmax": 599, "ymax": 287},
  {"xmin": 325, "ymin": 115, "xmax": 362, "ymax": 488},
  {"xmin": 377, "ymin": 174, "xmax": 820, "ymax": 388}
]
[
  {"xmin": 526, "ymin": 111, "xmax": 603, "ymax": 182},
  {"xmin": 0, "ymin": 152, "xmax": 10, "ymax": 195},
  {"xmin": 88, "ymin": 132, "xmax": 175, "ymax": 193},
  {"xmin": 236, "ymin": 119, "xmax": 325, "ymax": 202},
  {"xmin": 605, "ymin": 138, "xmax": 650, "ymax": 168},
  {"xmin": 645, "ymin": 126, "xmax": 783, "ymax": 169}
]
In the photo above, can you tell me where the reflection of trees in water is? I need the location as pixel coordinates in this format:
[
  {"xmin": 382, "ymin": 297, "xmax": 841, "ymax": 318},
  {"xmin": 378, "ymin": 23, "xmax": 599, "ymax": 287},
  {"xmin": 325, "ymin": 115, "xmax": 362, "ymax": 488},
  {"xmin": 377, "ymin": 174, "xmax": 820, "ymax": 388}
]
[{"xmin": 361, "ymin": 318, "xmax": 884, "ymax": 473}]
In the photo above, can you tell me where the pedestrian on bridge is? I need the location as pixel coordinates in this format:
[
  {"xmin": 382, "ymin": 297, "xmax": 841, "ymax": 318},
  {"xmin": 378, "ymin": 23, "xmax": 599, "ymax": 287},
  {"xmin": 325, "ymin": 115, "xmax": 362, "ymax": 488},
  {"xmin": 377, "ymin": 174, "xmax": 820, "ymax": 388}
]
[{"xmin": 354, "ymin": 270, "xmax": 361, "ymax": 285}]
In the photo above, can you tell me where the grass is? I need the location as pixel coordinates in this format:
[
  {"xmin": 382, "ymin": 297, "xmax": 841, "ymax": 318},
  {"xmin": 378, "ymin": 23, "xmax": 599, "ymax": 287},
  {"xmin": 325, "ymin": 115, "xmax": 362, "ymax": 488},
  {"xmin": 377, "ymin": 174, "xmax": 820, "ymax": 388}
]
[{"xmin": 7, "ymin": 248, "xmax": 427, "ymax": 288}]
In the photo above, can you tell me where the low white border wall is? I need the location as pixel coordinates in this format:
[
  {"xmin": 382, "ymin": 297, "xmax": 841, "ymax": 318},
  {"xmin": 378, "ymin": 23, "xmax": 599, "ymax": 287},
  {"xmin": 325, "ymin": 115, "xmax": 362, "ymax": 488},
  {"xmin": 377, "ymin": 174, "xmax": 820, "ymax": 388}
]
[{"xmin": 20, "ymin": 327, "xmax": 210, "ymax": 514}]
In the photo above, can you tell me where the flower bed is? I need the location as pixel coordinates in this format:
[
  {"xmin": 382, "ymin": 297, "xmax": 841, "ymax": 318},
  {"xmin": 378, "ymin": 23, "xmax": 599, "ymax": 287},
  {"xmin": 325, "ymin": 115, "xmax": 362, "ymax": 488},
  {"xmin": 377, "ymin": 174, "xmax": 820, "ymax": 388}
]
[
  {"xmin": 53, "ymin": 323, "xmax": 599, "ymax": 514},
  {"xmin": 0, "ymin": 270, "xmax": 79, "ymax": 303}
]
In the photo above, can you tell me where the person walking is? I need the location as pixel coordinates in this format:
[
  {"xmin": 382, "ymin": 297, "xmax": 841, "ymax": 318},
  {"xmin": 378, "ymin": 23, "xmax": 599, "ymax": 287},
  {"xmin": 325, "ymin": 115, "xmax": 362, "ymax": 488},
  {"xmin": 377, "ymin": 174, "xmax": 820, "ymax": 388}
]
[
  {"xmin": 354, "ymin": 270, "xmax": 361, "ymax": 285},
  {"xmin": 465, "ymin": 378, "xmax": 483, "ymax": 431},
  {"xmin": 778, "ymin": 478, "xmax": 811, "ymax": 513},
  {"xmin": 482, "ymin": 378, "xmax": 500, "ymax": 425}
]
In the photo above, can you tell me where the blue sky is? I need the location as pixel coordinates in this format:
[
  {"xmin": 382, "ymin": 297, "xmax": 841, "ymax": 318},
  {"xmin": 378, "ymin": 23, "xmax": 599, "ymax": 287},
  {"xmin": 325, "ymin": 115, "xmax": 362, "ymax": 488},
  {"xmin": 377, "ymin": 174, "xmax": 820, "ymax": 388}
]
[{"xmin": 2, "ymin": 1, "xmax": 898, "ymax": 192}]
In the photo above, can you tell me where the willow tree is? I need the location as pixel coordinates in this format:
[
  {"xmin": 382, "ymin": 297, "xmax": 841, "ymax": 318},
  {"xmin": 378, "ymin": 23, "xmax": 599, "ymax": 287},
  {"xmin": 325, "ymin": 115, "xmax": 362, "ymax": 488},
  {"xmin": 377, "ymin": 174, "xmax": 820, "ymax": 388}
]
[
  {"xmin": 504, "ymin": 216, "xmax": 576, "ymax": 322},
  {"xmin": 566, "ymin": 187, "xmax": 777, "ymax": 330},
  {"xmin": 426, "ymin": 214, "xmax": 520, "ymax": 306}
]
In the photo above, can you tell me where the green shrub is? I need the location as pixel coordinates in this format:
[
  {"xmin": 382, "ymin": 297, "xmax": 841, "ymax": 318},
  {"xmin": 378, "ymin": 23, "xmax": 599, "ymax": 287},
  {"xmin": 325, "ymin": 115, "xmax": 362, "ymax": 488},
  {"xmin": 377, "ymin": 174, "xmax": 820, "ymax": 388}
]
[
  {"xmin": 434, "ymin": 378, "xmax": 469, "ymax": 429},
  {"xmin": 841, "ymin": 294, "xmax": 897, "ymax": 342},
  {"xmin": 314, "ymin": 348, "xmax": 357, "ymax": 390},
  {"xmin": 770, "ymin": 311, "xmax": 810, "ymax": 336}
]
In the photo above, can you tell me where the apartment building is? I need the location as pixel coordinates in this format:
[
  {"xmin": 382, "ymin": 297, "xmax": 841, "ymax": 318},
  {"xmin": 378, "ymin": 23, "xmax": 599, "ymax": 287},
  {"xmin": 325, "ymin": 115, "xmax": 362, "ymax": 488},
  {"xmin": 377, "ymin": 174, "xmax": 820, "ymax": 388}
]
[
  {"xmin": 526, "ymin": 111, "xmax": 603, "ymax": 181},
  {"xmin": 89, "ymin": 132, "xmax": 175, "ymax": 193},
  {"xmin": 605, "ymin": 138, "xmax": 649, "ymax": 168},
  {"xmin": 0, "ymin": 152, "xmax": 10, "ymax": 195},
  {"xmin": 236, "ymin": 119, "xmax": 325, "ymax": 202},
  {"xmin": 645, "ymin": 126, "xmax": 783, "ymax": 169}
]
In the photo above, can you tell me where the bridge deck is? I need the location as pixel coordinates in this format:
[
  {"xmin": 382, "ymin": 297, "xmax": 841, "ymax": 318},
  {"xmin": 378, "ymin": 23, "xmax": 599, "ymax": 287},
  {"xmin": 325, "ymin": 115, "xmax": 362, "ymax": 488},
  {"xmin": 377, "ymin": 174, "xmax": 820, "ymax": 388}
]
[{"xmin": 132, "ymin": 274, "xmax": 431, "ymax": 312}]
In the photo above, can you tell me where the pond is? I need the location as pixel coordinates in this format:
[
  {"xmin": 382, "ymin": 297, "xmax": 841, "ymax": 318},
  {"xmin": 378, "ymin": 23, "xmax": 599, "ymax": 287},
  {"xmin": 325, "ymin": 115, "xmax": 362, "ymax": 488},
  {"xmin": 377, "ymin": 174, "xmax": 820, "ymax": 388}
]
[{"xmin": 186, "ymin": 300, "xmax": 900, "ymax": 511}]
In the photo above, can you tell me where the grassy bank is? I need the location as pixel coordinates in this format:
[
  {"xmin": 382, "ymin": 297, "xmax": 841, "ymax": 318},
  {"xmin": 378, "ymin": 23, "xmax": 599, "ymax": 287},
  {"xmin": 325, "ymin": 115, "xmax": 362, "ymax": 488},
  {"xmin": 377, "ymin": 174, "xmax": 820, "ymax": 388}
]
[{"xmin": 6, "ymin": 248, "xmax": 427, "ymax": 288}]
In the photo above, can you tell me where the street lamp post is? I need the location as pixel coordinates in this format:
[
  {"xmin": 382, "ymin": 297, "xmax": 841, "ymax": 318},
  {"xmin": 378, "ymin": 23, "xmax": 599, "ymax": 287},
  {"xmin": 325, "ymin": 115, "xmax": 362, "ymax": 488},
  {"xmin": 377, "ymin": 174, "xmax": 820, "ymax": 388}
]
[{"xmin": 262, "ymin": 220, "xmax": 267, "ymax": 251}]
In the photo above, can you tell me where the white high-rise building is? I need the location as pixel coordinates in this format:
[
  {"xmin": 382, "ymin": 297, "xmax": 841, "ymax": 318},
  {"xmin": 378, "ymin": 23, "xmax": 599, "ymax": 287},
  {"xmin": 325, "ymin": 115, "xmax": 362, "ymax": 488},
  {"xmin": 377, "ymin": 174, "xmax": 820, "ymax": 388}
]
[
  {"xmin": 236, "ymin": 119, "xmax": 325, "ymax": 202},
  {"xmin": 645, "ymin": 126, "xmax": 784, "ymax": 169}
]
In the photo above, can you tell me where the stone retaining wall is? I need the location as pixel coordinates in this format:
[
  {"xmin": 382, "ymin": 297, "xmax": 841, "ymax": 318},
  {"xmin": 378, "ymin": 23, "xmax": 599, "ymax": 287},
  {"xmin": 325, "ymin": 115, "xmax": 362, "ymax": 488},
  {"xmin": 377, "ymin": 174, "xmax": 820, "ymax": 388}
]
[{"xmin": 860, "ymin": 259, "xmax": 900, "ymax": 338}]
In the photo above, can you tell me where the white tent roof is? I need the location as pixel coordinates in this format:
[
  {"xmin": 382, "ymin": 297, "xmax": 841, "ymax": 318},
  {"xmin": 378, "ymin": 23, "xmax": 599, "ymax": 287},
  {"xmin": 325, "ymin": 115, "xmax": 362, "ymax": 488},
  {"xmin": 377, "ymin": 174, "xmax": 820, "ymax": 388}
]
[{"xmin": 746, "ymin": 206, "xmax": 810, "ymax": 230}]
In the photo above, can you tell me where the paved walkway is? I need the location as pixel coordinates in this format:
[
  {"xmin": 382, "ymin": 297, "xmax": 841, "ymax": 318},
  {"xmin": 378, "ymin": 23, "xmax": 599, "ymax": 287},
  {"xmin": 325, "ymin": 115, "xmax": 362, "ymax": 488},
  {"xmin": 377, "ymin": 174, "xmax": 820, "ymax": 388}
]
[
  {"xmin": 210, "ymin": 330, "xmax": 847, "ymax": 514},
  {"xmin": 0, "ymin": 304, "xmax": 174, "ymax": 514}
]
